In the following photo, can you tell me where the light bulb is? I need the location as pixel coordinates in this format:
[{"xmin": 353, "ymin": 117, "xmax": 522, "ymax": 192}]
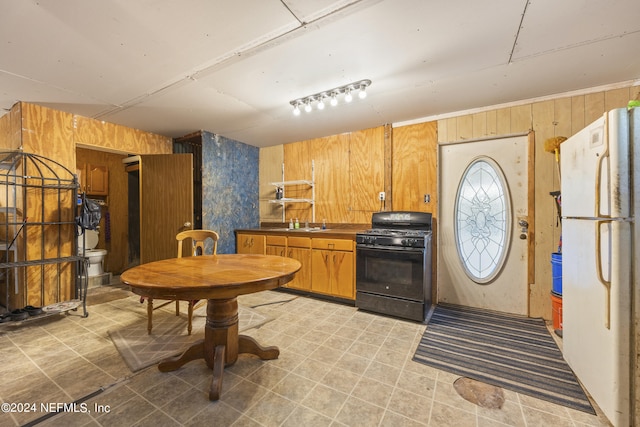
[
  {"xmin": 293, "ymin": 103, "xmax": 301, "ymax": 116},
  {"xmin": 330, "ymin": 93, "xmax": 338, "ymax": 106},
  {"xmin": 304, "ymin": 100, "xmax": 312, "ymax": 113},
  {"xmin": 344, "ymin": 88, "xmax": 353, "ymax": 103},
  {"xmin": 358, "ymin": 85, "xmax": 367, "ymax": 99},
  {"xmin": 317, "ymin": 95, "xmax": 325, "ymax": 110}
]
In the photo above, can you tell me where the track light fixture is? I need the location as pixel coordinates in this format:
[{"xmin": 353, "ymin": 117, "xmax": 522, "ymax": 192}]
[{"xmin": 290, "ymin": 80, "xmax": 371, "ymax": 115}]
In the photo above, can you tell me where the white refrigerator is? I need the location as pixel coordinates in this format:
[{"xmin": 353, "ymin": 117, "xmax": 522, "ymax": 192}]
[{"xmin": 561, "ymin": 107, "xmax": 638, "ymax": 426}]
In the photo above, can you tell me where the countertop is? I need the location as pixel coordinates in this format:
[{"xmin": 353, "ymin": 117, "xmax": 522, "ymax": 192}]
[{"xmin": 235, "ymin": 226, "xmax": 367, "ymax": 240}]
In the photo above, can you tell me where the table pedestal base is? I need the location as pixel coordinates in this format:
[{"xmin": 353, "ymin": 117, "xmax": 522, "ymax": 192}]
[{"xmin": 157, "ymin": 297, "xmax": 279, "ymax": 400}]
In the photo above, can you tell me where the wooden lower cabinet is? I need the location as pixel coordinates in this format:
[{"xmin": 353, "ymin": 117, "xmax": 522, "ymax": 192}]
[
  {"xmin": 236, "ymin": 233, "xmax": 266, "ymax": 254},
  {"xmin": 311, "ymin": 238, "xmax": 354, "ymax": 300},
  {"xmin": 266, "ymin": 235, "xmax": 287, "ymax": 257},
  {"xmin": 286, "ymin": 237, "xmax": 311, "ymax": 291},
  {"xmin": 236, "ymin": 233, "xmax": 355, "ymax": 299}
]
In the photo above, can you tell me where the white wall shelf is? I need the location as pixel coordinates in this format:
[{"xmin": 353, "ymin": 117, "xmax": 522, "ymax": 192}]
[{"xmin": 269, "ymin": 160, "xmax": 315, "ymax": 222}]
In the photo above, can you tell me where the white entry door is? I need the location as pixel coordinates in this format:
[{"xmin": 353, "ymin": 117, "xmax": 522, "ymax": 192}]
[{"xmin": 438, "ymin": 134, "xmax": 531, "ymax": 315}]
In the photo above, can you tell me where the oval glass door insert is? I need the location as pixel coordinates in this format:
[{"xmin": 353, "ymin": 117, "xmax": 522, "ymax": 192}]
[{"xmin": 454, "ymin": 157, "xmax": 512, "ymax": 283}]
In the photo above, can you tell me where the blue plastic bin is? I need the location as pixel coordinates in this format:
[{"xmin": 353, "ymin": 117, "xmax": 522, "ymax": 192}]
[{"xmin": 551, "ymin": 252, "xmax": 562, "ymax": 295}]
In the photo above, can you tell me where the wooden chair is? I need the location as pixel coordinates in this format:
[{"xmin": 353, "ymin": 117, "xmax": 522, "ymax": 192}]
[{"xmin": 142, "ymin": 229, "xmax": 219, "ymax": 335}]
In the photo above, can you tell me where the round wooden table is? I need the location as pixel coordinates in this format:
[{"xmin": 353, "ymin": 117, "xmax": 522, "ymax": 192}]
[{"xmin": 120, "ymin": 254, "xmax": 301, "ymax": 400}]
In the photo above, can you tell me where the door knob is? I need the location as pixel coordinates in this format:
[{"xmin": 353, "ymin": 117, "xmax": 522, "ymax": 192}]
[
  {"xmin": 518, "ymin": 219, "xmax": 528, "ymax": 239},
  {"xmin": 178, "ymin": 222, "xmax": 192, "ymax": 232}
]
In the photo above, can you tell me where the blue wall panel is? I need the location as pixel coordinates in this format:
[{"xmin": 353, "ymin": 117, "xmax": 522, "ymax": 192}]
[{"xmin": 201, "ymin": 132, "xmax": 259, "ymax": 254}]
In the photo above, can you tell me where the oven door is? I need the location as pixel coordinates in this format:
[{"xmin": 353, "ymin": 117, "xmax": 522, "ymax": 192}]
[{"xmin": 355, "ymin": 244, "xmax": 428, "ymax": 301}]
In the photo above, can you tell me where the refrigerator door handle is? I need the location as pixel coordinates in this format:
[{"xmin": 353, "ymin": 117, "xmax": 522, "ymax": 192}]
[
  {"xmin": 595, "ymin": 219, "xmax": 611, "ymax": 329},
  {"xmin": 594, "ymin": 114, "xmax": 610, "ymax": 218}
]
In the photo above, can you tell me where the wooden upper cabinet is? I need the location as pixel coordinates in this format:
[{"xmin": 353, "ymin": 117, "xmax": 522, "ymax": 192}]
[
  {"xmin": 77, "ymin": 163, "xmax": 109, "ymax": 196},
  {"xmin": 392, "ymin": 122, "xmax": 438, "ymax": 215},
  {"xmin": 87, "ymin": 164, "xmax": 109, "ymax": 195}
]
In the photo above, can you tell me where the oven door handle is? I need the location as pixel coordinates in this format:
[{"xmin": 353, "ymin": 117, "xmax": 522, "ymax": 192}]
[{"xmin": 356, "ymin": 244, "xmax": 426, "ymax": 254}]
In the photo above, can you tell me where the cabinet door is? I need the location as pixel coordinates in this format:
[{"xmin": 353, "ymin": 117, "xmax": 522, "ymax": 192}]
[
  {"xmin": 311, "ymin": 249, "xmax": 332, "ymax": 295},
  {"xmin": 331, "ymin": 250, "xmax": 354, "ymax": 299},
  {"xmin": 236, "ymin": 234, "xmax": 252, "ymax": 254},
  {"xmin": 250, "ymin": 235, "xmax": 266, "ymax": 254},
  {"xmin": 237, "ymin": 234, "xmax": 265, "ymax": 254},
  {"xmin": 287, "ymin": 247, "xmax": 311, "ymax": 290},
  {"xmin": 266, "ymin": 245, "xmax": 286, "ymax": 257},
  {"xmin": 266, "ymin": 235, "xmax": 286, "ymax": 255},
  {"xmin": 87, "ymin": 164, "xmax": 108, "ymax": 195}
]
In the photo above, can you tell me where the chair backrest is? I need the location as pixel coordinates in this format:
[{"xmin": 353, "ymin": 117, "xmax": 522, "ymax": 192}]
[{"xmin": 176, "ymin": 229, "xmax": 219, "ymax": 258}]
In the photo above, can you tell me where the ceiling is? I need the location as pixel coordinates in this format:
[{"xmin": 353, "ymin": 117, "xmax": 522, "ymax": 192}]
[{"xmin": 1, "ymin": 0, "xmax": 639, "ymax": 148}]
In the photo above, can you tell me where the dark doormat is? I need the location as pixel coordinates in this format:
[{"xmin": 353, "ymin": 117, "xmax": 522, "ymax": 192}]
[{"xmin": 413, "ymin": 303, "xmax": 595, "ymax": 414}]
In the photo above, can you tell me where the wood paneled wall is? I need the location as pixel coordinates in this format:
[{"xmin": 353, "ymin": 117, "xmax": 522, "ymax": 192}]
[
  {"xmin": 0, "ymin": 101, "xmax": 173, "ymax": 307},
  {"xmin": 392, "ymin": 122, "xmax": 438, "ymax": 215},
  {"xmin": 0, "ymin": 102, "xmax": 22, "ymax": 150},
  {"xmin": 314, "ymin": 133, "xmax": 352, "ymax": 223},
  {"xmin": 19, "ymin": 103, "xmax": 76, "ymax": 306},
  {"xmin": 74, "ymin": 115, "xmax": 172, "ymax": 155},
  {"xmin": 349, "ymin": 126, "xmax": 386, "ymax": 220},
  {"xmin": 270, "ymin": 126, "xmax": 386, "ymax": 225},
  {"xmin": 260, "ymin": 124, "xmax": 433, "ymax": 226}
]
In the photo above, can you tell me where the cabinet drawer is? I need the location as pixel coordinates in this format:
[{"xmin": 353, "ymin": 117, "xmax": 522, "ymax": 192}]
[
  {"xmin": 311, "ymin": 238, "xmax": 353, "ymax": 251},
  {"xmin": 288, "ymin": 236, "xmax": 311, "ymax": 248},
  {"xmin": 266, "ymin": 235, "xmax": 287, "ymax": 246}
]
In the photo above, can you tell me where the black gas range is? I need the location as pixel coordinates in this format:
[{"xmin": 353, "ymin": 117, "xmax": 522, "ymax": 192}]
[{"xmin": 355, "ymin": 211, "xmax": 433, "ymax": 322}]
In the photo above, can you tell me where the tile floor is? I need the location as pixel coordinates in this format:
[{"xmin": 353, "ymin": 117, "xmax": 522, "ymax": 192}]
[{"xmin": 0, "ymin": 283, "xmax": 612, "ymax": 427}]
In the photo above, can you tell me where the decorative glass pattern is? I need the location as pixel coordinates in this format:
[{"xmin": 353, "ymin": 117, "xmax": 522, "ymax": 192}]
[{"xmin": 454, "ymin": 157, "xmax": 511, "ymax": 283}]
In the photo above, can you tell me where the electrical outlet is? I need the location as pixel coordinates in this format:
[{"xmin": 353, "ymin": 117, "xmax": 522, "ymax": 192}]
[{"xmin": 379, "ymin": 191, "xmax": 385, "ymax": 201}]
